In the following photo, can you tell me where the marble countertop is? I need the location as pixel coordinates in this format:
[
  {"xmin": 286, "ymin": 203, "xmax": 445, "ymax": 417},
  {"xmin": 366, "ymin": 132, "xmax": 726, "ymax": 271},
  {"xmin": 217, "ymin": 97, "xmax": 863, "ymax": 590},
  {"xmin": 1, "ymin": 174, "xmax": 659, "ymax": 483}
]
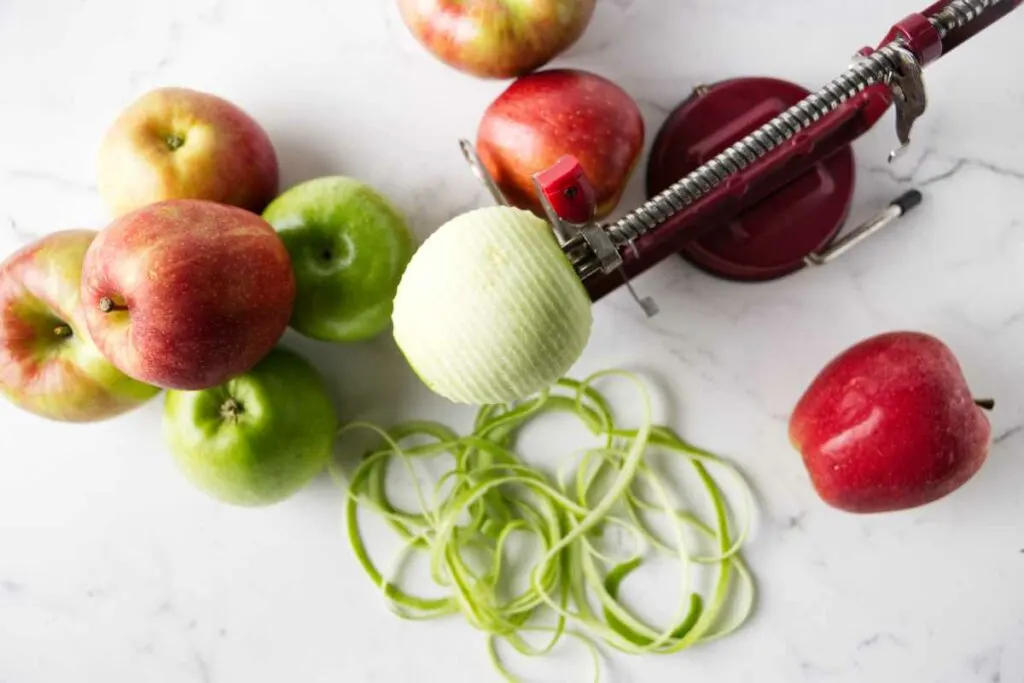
[{"xmin": 2, "ymin": 1, "xmax": 1023, "ymax": 681}]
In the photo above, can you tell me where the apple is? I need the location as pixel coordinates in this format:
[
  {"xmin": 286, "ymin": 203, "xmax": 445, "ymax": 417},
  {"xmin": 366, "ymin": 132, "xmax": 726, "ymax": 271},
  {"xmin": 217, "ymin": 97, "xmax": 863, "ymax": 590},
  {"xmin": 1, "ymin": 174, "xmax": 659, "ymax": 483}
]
[
  {"xmin": 789, "ymin": 331, "xmax": 993, "ymax": 513},
  {"xmin": 163, "ymin": 346, "xmax": 337, "ymax": 506},
  {"xmin": 80, "ymin": 199, "xmax": 296, "ymax": 391},
  {"xmin": 0, "ymin": 230, "xmax": 160, "ymax": 422},
  {"xmin": 262, "ymin": 176, "xmax": 416, "ymax": 342},
  {"xmin": 397, "ymin": 0, "xmax": 596, "ymax": 79},
  {"xmin": 97, "ymin": 87, "xmax": 279, "ymax": 217},
  {"xmin": 476, "ymin": 69, "xmax": 644, "ymax": 220}
]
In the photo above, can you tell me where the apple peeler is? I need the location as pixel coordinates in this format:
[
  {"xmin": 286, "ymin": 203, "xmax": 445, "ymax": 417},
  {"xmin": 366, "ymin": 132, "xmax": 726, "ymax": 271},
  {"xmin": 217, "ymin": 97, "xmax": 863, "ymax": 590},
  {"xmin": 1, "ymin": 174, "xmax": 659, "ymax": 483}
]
[{"xmin": 461, "ymin": 0, "xmax": 1021, "ymax": 316}]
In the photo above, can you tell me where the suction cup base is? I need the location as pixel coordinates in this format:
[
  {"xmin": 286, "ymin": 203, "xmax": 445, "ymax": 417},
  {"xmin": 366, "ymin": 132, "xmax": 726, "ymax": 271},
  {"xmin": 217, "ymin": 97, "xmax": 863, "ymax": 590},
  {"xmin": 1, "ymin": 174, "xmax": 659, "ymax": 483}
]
[{"xmin": 645, "ymin": 77, "xmax": 856, "ymax": 282}]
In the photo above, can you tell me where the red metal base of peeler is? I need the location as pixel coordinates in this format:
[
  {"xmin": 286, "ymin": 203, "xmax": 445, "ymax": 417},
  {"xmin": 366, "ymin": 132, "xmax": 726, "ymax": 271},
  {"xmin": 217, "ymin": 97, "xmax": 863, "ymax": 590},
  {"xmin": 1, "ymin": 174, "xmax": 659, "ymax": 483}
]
[{"xmin": 645, "ymin": 77, "xmax": 857, "ymax": 282}]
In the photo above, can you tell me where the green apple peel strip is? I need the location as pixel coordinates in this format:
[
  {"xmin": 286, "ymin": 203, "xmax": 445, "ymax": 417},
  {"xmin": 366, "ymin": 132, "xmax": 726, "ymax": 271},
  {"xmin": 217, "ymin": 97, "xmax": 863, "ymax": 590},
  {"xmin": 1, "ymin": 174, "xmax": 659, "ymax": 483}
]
[{"xmin": 334, "ymin": 371, "xmax": 756, "ymax": 681}]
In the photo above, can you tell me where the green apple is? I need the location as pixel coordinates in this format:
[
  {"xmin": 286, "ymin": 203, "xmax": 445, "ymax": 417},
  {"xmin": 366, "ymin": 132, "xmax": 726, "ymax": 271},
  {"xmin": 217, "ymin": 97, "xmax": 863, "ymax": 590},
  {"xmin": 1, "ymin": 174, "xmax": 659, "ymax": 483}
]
[
  {"xmin": 262, "ymin": 176, "xmax": 415, "ymax": 342},
  {"xmin": 162, "ymin": 346, "xmax": 338, "ymax": 506}
]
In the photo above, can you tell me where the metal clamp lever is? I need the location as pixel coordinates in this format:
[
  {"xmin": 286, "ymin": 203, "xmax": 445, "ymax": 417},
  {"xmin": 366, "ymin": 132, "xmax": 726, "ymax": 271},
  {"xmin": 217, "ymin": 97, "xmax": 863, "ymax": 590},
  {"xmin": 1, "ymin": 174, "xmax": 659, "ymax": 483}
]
[
  {"xmin": 457, "ymin": 142, "xmax": 658, "ymax": 317},
  {"xmin": 532, "ymin": 157, "xmax": 659, "ymax": 318},
  {"xmin": 459, "ymin": 139, "xmax": 508, "ymax": 206},
  {"xmin": 886, "ymin": 45, "xmax": 928, "ymax": 162}
]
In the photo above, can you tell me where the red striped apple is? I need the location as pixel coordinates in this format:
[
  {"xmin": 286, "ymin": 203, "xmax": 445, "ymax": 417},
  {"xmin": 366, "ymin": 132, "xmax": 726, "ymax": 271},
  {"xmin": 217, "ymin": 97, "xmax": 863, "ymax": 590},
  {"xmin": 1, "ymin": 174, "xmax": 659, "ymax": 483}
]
[
  {"xmin": 80, "ymin": 199, "xmax": 296, "ymax": 391},
  {"xmin": 0, "ymin": 230, "xmax": 160, "ymax": 422},
  {"xmin": 398, "ymin": 0, "xmax": 596, "ymax": 79},
  {"xmin": 97, "ymin": 87, "xmax": 279, "ymax": 217},
  {"xmin": 476, "ymin": 69, "xmax": 644, "ymax": 220}
]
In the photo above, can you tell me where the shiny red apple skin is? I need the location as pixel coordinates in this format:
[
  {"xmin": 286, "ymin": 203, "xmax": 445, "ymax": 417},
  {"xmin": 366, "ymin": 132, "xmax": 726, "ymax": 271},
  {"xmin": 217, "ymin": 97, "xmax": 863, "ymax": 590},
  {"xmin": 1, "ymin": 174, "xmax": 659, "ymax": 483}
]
[
  {"xmin": 397, "ymin": 0, "xmax": 596, "ymax": 79},
  {"xmin": 80, "ymin": 199, "xmax": 296, "ymax": 391},
  {"xmin": 97, "ymin": 87, "xmax": 279, "ymax": 217},
  {"xmin": 0, "ymin": 230, "xmax": 160, "ymax": 422},
  {"xmin": 476, "ymin": 68, "xmax": 644, "ymax": 220},
  {"xmin": 789, "ymin": 331, "xmax": 992, "ymax": 513}
]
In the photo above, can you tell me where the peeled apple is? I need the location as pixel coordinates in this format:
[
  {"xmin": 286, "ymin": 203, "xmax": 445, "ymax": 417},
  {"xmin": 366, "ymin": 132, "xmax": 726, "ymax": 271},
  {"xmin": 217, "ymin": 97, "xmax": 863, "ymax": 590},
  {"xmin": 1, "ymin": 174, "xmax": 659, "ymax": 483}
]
[{"xmin": 392, "ymin": 206, "xmax": 592, "ymax": 404}]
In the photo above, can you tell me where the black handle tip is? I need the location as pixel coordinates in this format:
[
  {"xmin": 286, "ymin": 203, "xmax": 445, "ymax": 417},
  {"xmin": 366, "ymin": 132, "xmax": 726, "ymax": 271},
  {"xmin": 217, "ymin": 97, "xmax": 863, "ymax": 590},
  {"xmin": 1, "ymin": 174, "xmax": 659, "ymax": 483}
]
[{"xmin": 892, "ymin": 189, "xmax": 924, "ymax": 214}]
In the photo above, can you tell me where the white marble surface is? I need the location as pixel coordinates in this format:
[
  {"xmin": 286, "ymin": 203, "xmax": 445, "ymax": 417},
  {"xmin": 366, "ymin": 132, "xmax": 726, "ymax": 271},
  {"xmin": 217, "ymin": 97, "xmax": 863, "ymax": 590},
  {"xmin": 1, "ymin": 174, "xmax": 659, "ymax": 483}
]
[{"xmin": 2, "ymin": 1, "xmax": 1024, "ymax": 681}]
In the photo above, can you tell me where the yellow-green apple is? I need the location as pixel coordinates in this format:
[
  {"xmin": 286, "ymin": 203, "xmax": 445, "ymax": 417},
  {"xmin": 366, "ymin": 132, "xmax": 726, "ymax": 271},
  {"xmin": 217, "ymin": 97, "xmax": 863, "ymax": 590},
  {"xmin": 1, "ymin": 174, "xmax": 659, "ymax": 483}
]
[
  {"xmin": 789, "ymin": 331, "xmax": 993, "ymax": 513},
  {"xmin": 262, "ymin": 176, "xmax": 415, "ymax": 342},
  {"xmin": 476, "ymin": 69, "xmax": 644, "ymax": 220},
  {"xmin": 163, "ymin": 346, "xmax": 337, "ymax": 506},
  {"xmin": 0, "ymin": 230, "xmax": 160, "ymax": 422},
  {"xmin": 80, "ymin": 199, "xmax": 296, "ymax": 391},
  {"xmin": 97, "ymin": 87, "xmax": 279, "ymax": 217},
  {"xmin": 397, "ymin": 0, "xmax": 596, "ymax": 79}
]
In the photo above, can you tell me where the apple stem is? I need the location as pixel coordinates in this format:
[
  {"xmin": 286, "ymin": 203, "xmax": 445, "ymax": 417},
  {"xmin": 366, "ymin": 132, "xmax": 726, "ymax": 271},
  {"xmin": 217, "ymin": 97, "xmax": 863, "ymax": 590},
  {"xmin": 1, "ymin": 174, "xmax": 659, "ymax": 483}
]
[
  {"xmin": 974, "ymin": 398, "xmax": 996, "ymax": 411},
  {"xmin": 220, "ymin": 398, "xmax": 243, "ymax": 423},
  {"xmin": 166, "ymin": 134, "xmax": 185, "ymax": 151},
  {"xmin": 98, "ymin": 297, "xmax": 127, "ymax": 313},
  {"xmin": 53, "ymin": 324, "xmax": 72, "ymax": 338}
]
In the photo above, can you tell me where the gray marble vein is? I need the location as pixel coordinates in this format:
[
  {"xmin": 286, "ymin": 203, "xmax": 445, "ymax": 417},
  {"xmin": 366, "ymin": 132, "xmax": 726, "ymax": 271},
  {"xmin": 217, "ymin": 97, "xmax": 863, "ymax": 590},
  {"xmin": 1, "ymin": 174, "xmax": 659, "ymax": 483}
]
[
  {"xmin": 868, "ymin": 148, "xmax": 1024, "ymax": 188},
  {"xmin": 994, "ymin": 425, "xmax": 1024, "ymax": 445},
  {"xmin": 857, "ymin": 632, "xmax": 908, "ymax": 650},
  {"xmin": 195, "ymin": 651, "xmax": 213, "ymax": 683},
  {"xmin": 4, "ymin": 217, "xmax": 39, "ymax": 245},
  {"xmin": 1, "ymin": 169, "xmax": 96, "ymax": 195},
  {"xmin": 128, "ymin": 21, "xmax": 183, "ymax": 90},
  {"xmin": 969, "ymin": 646, "xmax": 1004, "ymax": 683}
]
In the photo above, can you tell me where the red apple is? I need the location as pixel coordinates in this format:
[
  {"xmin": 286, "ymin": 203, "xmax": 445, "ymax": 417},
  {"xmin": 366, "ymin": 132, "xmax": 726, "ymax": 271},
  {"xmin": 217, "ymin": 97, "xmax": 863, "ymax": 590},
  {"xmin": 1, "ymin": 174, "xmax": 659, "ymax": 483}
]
[
  {"xmin": 476, "ymin": 69, "xmax": 644, "ymax": 220},
  {"xmin": 789, "ymin": 331, "xmax": 992, "ymax": 513},
  {"xmin": 97, "ymin": 87, "xmax": 279, "ymax": 217},
  {"xmin": 398, "ymin": 0, "xmax": 596, "ymax": 79},
  {"xmin": 80, "ymin": 199, "xmax": 296, "ymax": 390},
  {"xmin": 0, "ymin": 230, "xmax": 160, "ymax": 422}
]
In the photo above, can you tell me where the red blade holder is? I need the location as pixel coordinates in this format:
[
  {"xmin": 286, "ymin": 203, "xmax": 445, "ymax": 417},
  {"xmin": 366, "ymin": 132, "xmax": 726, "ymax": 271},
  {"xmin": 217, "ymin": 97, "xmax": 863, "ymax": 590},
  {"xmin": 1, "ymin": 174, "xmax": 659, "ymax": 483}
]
[{"xmin": 525, "ymin": 0, "xmax": 1022, "ymax": 306}]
